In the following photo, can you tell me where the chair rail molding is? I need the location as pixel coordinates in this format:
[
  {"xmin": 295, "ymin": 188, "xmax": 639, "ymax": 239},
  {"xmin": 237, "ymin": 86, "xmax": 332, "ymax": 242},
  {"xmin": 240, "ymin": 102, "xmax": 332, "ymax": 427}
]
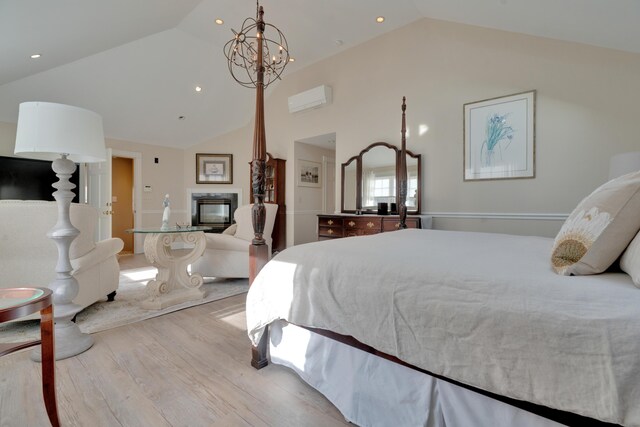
[{"xmin": 423, "ymin": 211, "xmax": 569, "ymax": 221}]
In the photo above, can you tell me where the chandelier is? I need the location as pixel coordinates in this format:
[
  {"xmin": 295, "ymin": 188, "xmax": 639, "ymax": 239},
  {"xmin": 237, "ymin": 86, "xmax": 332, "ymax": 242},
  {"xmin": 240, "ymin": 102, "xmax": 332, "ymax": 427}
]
[{"xmin": 223, "ymin": 1, "xmax": 290, "ymax": 88}]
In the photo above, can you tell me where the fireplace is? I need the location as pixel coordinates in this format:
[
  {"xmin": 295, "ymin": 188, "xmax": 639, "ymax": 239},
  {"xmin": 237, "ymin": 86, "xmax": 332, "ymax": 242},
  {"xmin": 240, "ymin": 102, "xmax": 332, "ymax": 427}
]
[{"xmin": 191, "ymin": 192, "xmax": 239, "ymax": 233}]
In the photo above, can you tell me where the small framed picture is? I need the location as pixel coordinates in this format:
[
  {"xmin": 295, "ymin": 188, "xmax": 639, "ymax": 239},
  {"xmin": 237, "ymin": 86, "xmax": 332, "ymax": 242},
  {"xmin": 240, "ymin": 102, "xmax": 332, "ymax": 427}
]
[
  {"xmin": 297, "ymin": 159, "xmax": 321, "ymax": 188},
  {"xmin": 196, "ymin": 153, "xmax": 233, "ymax": 184},
  {"xmin": 463, "ymin": 90, "xmax": 535, "ymax": 181}
]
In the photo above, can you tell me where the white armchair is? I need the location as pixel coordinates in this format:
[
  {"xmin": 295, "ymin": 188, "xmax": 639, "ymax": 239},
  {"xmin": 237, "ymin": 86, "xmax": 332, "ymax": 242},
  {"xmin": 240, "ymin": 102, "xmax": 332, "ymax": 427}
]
[
  {"xmin": 0, "ymin": 200, "xmax": 124, "ymax": 310},
  {"xmin": 191, "ymin": 204, "xmax": 278, "ymax": 279}
]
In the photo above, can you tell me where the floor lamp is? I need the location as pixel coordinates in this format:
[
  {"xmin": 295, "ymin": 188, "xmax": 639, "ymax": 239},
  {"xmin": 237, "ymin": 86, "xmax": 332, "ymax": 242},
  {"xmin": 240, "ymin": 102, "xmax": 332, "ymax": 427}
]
[{"xmin": 14, "ymin": 102, "xmax": 106, "ymax": 360}]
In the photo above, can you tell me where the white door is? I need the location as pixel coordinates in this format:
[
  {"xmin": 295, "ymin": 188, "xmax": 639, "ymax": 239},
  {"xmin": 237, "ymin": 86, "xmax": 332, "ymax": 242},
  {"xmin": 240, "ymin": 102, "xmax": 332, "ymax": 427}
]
[{"xmin": 88, "ymin": 147, "xmax": 112, "ymax": 241}]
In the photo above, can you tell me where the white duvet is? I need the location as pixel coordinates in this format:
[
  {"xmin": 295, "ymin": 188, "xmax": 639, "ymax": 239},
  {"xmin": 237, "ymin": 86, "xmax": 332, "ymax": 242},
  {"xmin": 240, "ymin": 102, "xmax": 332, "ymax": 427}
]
[{"xmin": 246, "ymin": 229, "xmax": 640, "ymax": 426}]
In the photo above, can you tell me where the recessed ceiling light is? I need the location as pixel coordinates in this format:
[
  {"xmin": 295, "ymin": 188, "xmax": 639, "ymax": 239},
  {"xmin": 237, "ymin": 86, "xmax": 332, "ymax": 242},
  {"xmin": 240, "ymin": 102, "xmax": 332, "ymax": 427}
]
[
  {"xmin": 289, "ymin": 57, "xmax": 295, "ymax": 62},
  {"xmin": 215, "ymin": 18, "xmax": 224, "ymax": 25},
  {"xmin": 195, "ymin": 86, "xmax": 202, "ymax": 92},
  {"xmin": 30, "ymin": 53, "xmax": 41, "ymax": 59},
  {"xmin": 376, "ymin": 16, "xmax": 385, "ymax": 23}
]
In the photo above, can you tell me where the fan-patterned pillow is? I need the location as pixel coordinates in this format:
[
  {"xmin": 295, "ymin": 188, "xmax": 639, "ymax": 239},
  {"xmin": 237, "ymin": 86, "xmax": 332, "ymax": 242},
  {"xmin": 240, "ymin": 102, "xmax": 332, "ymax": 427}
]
[{"xmin": 551, "ymin": 170, "xmax": 640, "ymax": 275}]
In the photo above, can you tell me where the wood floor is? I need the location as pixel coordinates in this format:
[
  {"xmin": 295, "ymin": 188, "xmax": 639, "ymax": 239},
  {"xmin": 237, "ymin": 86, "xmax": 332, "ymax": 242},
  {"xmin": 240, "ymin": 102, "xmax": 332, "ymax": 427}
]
[{"xmin": 0, "ymin": 255, "xmax": 351, "ymax": 427}]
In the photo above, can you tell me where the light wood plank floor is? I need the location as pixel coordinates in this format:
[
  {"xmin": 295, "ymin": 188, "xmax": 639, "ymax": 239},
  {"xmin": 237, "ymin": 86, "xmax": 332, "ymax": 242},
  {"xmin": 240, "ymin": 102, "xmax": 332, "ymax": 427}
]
[{"xmin": 0, "ymin": 254, "xmax": 351, "ymax": 426}]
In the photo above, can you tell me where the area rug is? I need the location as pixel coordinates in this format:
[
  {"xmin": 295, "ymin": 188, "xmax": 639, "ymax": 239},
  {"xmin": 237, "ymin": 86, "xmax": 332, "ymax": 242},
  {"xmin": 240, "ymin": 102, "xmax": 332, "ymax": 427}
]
[{"xmin": 0, "ymin": 266, "xmax": 248, "ymax": 343}]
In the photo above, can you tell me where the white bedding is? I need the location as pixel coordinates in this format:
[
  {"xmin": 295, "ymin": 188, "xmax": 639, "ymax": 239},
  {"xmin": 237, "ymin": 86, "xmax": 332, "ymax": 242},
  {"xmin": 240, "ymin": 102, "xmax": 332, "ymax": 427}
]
[{"xmin": 246, "ymin": 229, "xmax": 640, "ymax": 426}]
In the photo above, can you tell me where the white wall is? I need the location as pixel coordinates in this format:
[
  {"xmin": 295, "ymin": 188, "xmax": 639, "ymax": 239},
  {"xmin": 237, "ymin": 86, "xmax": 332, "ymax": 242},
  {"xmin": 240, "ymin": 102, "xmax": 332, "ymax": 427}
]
[
  {"xmin": 188, "ymin": 17, "xmax": 640, "ymax": 240},
  {"xmin": 293, "ymin": 142, "xmax": 336, "ymax": 244}
]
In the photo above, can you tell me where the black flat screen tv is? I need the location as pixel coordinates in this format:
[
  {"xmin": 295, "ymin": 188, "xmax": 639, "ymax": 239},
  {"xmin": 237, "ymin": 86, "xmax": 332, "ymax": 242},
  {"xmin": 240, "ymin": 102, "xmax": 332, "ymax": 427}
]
[{"xmin": 0, "ymin": 155, "xmax": 80, "ymax": 202}]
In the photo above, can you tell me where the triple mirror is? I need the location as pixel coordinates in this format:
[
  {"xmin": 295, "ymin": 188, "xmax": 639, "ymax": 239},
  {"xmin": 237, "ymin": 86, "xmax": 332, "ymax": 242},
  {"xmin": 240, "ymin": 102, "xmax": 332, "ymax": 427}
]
[{"xmin": 341, "ymin": 142, "xmax": 421, "ymax": 214}]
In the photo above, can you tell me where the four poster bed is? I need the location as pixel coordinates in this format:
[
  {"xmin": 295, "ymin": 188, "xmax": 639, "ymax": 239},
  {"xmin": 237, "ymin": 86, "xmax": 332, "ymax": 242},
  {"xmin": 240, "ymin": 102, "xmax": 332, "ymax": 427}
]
[{"xmin": 246, "ymin": 96, "xmax": 639, "ymax": 424}]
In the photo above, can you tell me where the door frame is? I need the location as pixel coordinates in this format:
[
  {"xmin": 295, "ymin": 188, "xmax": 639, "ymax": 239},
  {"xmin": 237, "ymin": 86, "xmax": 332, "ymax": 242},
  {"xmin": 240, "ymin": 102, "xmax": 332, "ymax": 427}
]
[{"xmin": 111, "ymin": 150, "xmax": 143, "ymax": 254}]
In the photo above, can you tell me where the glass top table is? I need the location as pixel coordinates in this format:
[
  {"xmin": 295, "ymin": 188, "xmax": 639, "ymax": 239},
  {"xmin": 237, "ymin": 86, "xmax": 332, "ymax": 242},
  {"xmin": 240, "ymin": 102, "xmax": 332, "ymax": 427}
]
[
  {"xmin": 0, "ymin": 287, "xmax": 46, "ymax": 310},
  {"xmin": 124, "ymin": 226, "xmax": 211, "ymax": 310},
  {"xmin": 0, "ymin": 287, "xmax": 60, "ymax": 427},
  {"xmin": 125, "ymin": 226, "xmax": 212, "ymax": 234}
]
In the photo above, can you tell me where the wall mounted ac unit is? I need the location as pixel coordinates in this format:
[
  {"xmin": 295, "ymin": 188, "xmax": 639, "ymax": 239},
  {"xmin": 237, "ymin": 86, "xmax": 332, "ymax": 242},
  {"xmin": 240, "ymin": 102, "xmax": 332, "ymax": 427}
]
[{"xmin": 288, "ymin": 85, "xmax": 332, "ymax": 113}]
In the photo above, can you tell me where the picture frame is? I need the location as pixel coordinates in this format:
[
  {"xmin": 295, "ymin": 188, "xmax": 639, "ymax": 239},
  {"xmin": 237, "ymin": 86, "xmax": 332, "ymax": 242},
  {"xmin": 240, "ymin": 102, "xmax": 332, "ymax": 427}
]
[
  {"xmin": 297, "ymin": 159, "xmax": 322, "ymax": 188},
  {"xmin": 196, "ymin": 153, "xmax": 233, "ymax": 184},
  {"xmin": 463, "ymin": 90, "xmax": 535, "ymax": 181}
]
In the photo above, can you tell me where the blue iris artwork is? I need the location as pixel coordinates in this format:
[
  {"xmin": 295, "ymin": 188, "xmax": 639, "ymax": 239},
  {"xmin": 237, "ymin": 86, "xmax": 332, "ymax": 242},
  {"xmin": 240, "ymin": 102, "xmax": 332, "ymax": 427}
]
[{"xmin": 481, "ymin": 113, "xmax": 515, "ymax": 167}]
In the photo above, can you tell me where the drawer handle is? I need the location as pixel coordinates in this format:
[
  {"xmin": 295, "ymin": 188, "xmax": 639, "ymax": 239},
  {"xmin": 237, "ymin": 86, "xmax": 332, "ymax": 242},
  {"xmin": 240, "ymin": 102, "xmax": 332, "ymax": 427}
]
[
  {"xmin": 395, "ymin": 223, "xmax": 400, "ymax": 228},
  {"xmin": 348, "ymin": 221, "xmax": 356, "ymax": 227},
  {"xmin": 367, "ymin": 222, "xmax": 374, "ymax": 228},
  {"xmin": 328, "ymin": 229, "xmax": 333, "ymax": 235},
  {"xmin": 328, "ymin": 219, "xmax": 334, "ymax": 225}
]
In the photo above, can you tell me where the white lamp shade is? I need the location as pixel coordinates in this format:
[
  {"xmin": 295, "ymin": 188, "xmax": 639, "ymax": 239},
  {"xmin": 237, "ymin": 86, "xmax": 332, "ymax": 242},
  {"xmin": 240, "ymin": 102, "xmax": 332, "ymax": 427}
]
[
  {"xmin": 609, "ymin": 151, "xmax": 640, "ymax": 180},
  {"xmin": 14, "ymin": 102, "xmax": 106, "ymax": 163}
]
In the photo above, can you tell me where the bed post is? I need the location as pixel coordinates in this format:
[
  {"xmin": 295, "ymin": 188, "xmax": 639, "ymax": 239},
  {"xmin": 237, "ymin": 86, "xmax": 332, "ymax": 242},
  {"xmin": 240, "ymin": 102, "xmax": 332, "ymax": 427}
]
[
  {"xmin": 398, "ymin": 96, "xmax": 408, "ymax": 229},
  {"xmin": 249, "ymin": 6, "xmax": 270, "ymax": 370}
]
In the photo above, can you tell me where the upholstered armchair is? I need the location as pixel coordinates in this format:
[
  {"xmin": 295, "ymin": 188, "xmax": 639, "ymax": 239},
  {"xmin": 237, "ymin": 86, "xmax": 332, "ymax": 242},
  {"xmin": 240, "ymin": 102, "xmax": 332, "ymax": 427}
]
[
  {"xmin": 191, "ymin": 204, "xmax": 278, "ymax": 279},
  {"xmin": 0, "ymin": 200, "xmax": 124, "ymax": 310}
]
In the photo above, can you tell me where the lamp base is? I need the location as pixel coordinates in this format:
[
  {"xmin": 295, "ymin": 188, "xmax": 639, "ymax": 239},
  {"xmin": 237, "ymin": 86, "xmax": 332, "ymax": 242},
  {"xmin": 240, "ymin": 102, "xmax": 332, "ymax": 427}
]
[{"xmin": 32, "ymin": 317, "xmax": 94, "ymax": 361}]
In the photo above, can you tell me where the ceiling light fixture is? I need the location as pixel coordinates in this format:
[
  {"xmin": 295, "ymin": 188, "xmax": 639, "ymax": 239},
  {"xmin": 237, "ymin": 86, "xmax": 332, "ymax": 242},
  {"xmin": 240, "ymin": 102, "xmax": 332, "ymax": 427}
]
[
  {"xmin": 223, "ymin": 1, "xmax": 290, "ymax": 88},
  {"xmin": 215, "ymin": 18, "xmax": 224, "ymax": 25},
  {"xmin": 289, "ymin": 57, "xmax": 295, "ymax": 62},
  {"xmin": 30, "ymin": 53, "xmax": 42, "ymax": 59},
  {"xmin": 376, "ymin": 16, "xmax": 385, "ymax": 23},
  {"xmin": 195, "ymin": 86, "xmax": 202, "ymax": 92}
]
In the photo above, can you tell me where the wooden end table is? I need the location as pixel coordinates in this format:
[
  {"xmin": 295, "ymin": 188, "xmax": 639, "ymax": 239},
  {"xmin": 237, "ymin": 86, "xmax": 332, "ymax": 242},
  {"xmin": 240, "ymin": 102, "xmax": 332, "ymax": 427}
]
[{"xmin": 0, "ymin": 287, "xmax": 59, "ymax": 427}]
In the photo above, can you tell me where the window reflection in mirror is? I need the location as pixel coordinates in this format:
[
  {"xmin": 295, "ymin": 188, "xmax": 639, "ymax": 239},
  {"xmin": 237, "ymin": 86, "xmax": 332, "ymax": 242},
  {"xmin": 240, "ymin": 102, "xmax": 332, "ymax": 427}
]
[
  {"xmin": 407, "ymin": 155, "xmax": 418, "ymax": 209},
  {"xmin": 342, "ymin": 159, "xmax": 357, "ymax": 211},
  {"xmin": 361, "ymin": 145, "xmax": 396, "ymax": 211}
]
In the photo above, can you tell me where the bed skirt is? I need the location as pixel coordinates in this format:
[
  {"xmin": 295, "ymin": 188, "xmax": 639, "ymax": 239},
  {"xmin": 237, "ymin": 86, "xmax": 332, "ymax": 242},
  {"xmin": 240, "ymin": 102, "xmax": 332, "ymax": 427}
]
[{"xmin": 269, "ymin": 320, "xmax": 562, "ymax": 427}]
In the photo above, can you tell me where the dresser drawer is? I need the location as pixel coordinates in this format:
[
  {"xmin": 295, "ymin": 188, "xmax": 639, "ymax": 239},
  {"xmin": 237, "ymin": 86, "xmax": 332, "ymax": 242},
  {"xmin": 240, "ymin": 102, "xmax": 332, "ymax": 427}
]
[
  {"xmin": 319, "ymin": 217, "xmax": 343, "ymax": 227},
  {"xmin": 318, "ymin": 226, "xmax": 343, "ymax": 238},
  {"xmin": 344, "ymin": 217, "xmax": 382, "ymax": 231},
  {"xmin": 382, "ymin": 217, "xmax": 420, "ymax": 231}
]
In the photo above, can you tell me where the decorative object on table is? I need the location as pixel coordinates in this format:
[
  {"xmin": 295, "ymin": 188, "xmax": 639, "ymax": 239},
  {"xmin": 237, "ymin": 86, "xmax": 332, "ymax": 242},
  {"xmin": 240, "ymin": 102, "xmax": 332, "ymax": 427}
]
[
  {"xmin": 161, "ymin": 194, "xmax": 171, "ymax": 230},
  {"xmin": 224, "ymin": 0, "xmax": 291, "ymax": 369},
  {"xmin": 196, "ymin": 153, "xmax": 233, "ymax": 184},
  {"xmin": 14, "ymin": 101, "xmax": 106, "ymax": 360},
  {"xmin": 463, "ymin": 90, "xmax": 535, "ymax": 181},
  {"xmin": 297, "ymin": 159, "xmax": 322, "ymax": 188}
]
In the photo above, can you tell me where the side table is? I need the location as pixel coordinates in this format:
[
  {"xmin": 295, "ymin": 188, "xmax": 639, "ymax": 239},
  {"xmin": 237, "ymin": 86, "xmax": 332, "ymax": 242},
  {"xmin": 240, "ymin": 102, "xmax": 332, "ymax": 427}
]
[
  {"xmin": 126, "ymin": 226, "xmax": 211, "ymax": 310},
  {"xmin": 0, "ymin": 287, "xmax": 59, "ymax": 427}
]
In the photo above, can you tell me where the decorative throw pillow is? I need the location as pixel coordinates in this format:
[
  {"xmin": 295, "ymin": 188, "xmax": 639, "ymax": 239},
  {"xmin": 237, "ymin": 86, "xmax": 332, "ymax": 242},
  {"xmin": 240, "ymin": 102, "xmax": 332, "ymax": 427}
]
[
  {"xmin": 620, "ymin": 231, "xmax": 640, "ymax": 288},
  {"xmin": 551, "ymin": 170, "xmax": 640, "ymax": 275}
]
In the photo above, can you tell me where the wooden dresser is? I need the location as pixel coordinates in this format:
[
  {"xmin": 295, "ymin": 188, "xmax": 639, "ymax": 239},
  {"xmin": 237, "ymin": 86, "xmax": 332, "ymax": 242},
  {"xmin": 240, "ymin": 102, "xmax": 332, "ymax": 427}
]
[{"xmin": 317, "ymin": 214, "xmax": 424, "ymax": 240}]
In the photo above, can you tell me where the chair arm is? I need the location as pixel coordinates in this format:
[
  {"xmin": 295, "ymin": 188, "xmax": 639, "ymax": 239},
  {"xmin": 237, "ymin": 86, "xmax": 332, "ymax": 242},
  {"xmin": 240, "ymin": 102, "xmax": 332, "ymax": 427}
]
[
  {"xmin": 71, "ymin": 238, "xmax": 124, "ymax": 274},
  {"xmin": 222, "ymin": 223, "xmax": 237, "ymax": 235}
]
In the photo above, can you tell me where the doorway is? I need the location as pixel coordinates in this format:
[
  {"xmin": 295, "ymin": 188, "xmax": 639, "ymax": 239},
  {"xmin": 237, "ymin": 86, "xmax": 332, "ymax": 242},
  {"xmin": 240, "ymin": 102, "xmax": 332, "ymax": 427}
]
[{"xmin": 112, "ymin": 157, "xmax": 134, "ymax": 253}]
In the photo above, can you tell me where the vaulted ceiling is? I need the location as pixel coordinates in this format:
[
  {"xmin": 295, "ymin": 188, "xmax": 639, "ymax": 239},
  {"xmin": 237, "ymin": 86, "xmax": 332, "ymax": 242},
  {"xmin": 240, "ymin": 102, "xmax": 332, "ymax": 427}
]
[{"xmin": 1, "ymin": 0, "xmax": 639, "ymax": 148}]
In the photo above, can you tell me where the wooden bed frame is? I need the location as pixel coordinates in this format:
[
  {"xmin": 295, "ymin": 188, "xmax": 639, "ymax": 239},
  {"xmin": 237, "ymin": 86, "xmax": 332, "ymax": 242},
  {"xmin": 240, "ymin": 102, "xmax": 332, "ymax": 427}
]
[{"xmin": 244, "ymin": 25, "xmax": 617, "ymax": 422}]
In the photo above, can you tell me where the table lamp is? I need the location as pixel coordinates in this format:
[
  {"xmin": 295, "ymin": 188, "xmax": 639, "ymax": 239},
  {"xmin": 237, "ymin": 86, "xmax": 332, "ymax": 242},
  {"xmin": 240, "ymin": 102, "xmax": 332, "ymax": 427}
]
[
  {"xmin": 14, "ymin": 102, "xmax": 106, "ymax": 360},
  {"xmin": 609, "ymin": 151, "xmax": 640, "ymax": 180}
]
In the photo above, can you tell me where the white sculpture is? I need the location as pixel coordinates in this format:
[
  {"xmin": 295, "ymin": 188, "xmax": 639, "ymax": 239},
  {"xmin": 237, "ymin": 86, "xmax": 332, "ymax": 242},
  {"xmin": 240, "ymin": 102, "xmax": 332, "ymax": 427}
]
[{"xmin": 161, "ymin": 194, "xmax": 171, "ymax": 230}]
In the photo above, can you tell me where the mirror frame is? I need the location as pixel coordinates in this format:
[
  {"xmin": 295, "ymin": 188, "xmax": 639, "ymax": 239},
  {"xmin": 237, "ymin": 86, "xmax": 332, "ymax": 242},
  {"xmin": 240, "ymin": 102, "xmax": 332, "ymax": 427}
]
[{"xmin": 341, "ymin": 141, "xmax": 421, "ymax": 214}]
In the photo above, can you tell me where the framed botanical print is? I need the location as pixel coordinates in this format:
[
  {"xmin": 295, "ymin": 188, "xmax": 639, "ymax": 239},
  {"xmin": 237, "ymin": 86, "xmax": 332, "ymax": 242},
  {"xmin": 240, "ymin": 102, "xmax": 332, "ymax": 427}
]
[
  {"xmin": 196, "ymin": 153, "xmax": 233, "ymax": 184},
  {"xmin": 463, "ymin": 90, "xmax": 536, "ymax": 181}
]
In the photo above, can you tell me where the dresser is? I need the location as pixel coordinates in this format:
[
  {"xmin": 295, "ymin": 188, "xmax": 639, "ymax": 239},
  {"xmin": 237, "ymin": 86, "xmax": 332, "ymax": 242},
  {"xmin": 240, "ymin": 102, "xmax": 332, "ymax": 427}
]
[{"xmin": 317, "ymin": 214, "xmax": 430, "ymax": 240}]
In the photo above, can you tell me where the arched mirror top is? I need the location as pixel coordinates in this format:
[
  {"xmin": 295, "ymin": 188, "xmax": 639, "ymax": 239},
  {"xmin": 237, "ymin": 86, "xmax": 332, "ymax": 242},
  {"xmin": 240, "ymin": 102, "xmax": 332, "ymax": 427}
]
[{"xmin": 341, "ymin": 141, "xmax": 421, "ymax": 214}]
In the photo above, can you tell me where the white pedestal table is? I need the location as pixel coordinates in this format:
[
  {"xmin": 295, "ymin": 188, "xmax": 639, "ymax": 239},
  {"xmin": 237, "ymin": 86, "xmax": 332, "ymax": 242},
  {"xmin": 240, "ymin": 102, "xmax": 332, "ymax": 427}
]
[{"xmin": 126, "ymin": 226, "xmax": 212, "ymax": 310}]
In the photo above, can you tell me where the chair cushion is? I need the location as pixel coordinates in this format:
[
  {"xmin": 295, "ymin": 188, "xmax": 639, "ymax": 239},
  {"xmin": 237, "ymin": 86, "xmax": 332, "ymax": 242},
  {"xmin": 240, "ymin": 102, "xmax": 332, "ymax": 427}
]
[{"xmin": 205, "ymin": 233, "xmax": 251, "ymax": 252}]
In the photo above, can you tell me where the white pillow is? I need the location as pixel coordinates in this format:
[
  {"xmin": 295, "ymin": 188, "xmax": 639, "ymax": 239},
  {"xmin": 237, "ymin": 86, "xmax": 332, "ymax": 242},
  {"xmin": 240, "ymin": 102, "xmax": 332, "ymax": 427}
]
[
  {"xmin": 620, "ymin": 231, "xmax": 640, "ymax": 288},
  {"xmin": 551, "ymin": 170, "xmax": 640, "ymax": 275}
]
